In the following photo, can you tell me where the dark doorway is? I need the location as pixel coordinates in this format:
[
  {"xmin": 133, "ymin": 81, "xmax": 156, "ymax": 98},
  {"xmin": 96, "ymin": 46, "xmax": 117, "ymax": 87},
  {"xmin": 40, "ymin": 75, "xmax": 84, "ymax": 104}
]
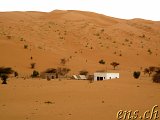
[
  {"xmin": 52, "ymin": 76, "xmax": 55, "ymax": 79},
  {"xmin": 100, "ymin": 77, "xmax": 103, "ymax": 80}
]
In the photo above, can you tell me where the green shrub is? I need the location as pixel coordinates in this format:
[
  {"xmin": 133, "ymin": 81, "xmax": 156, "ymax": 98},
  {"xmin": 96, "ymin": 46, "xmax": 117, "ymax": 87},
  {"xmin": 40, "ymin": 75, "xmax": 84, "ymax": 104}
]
[{"xmin": 133, "ymin": 71, "xmax": 141, "ymax": 79}]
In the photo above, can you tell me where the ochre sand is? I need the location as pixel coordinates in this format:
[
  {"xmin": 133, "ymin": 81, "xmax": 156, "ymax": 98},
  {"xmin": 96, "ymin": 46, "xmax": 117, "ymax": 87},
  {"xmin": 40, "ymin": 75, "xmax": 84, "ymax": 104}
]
[
  {"xmin": 0, "ymin": 73, "xmax": 160, "ymax": 120},
  {"xmin": 0, "ymin": 10, "xmax": 160, "ymax": 120}
]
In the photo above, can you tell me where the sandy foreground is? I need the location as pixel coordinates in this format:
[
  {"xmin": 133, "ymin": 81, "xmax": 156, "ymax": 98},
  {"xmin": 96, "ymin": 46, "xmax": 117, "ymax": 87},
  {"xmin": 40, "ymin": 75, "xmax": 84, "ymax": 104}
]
[{"xmin": 0, "ymin": 73, "xmax": 160, "ymax": 120}]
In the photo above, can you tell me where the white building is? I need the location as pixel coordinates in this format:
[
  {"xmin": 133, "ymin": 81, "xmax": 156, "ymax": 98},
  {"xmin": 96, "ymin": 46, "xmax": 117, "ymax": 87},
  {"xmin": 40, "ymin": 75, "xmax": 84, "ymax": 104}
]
[{"xmin": 94, "ymin": 72, "xmax": 119, "ymax": 81}]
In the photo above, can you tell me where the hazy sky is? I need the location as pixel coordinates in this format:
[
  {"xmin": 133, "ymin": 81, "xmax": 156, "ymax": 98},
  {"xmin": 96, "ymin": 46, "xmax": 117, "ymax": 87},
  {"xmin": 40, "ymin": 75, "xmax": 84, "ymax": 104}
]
[{"xmin": 0, "ymin": 0, "xmax": 159, "ymax": 21}]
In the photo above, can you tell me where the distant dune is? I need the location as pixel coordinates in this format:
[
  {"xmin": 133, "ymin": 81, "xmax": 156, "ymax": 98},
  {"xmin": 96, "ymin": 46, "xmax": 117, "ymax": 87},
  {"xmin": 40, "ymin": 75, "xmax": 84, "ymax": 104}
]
[{"xmin": 0, "ymin": 10, "xmax": 160, "ymax": 75}]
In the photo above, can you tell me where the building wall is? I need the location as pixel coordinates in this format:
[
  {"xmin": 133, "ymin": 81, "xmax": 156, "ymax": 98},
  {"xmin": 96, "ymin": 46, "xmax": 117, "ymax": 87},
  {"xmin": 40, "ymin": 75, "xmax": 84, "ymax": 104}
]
[
  {"xmin": 94, "ymin": 73, "xmax": 119, "ymax": 81},
  {"xmin": 106, "ymin": 73, "xmax": 119, "ymax": 79}
]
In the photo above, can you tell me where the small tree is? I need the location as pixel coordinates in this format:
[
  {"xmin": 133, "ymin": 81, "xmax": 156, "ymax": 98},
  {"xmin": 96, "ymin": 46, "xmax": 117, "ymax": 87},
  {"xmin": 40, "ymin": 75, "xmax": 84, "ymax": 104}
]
[
  {"xmin": 110, "ymin": 62, "xmax": 120, "ymax": 70},
  {"xmin": 31, "ymin": 70, "xmax": 39, "ymax": 78},
  {"xmin": 30, "ymin": 63, "xmax": 36, "ymax": 69},
  {"xmin": 79, "ymin": 70, "xmax": 88, "ymax": 76},
  {"xmin": 0, "ymin": 67, "xmax": 14, "ymax": 84},
  {"xmin": 99, "ymin": 59, "xmax": 105, "ymax": 64},
  {"xmin": 133, "ymin": 71, "xmax": 141, "ymax": 79},
  {"xmin": 1, "ymin": 74, "xmax": 8, "ymax": 84}
]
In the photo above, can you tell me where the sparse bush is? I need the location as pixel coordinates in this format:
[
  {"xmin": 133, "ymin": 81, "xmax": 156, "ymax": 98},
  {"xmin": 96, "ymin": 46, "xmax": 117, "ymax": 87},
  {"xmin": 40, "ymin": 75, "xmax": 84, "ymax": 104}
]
[
  {"xmin": 113, "ymin": 41, "xmax": 116, "ymax": 43},
  {"xmin": 99, "ymin": 59, "xmax": 105, "ymax": 64},
  {"xmin": 31, "ymin": 70, "xmax": 39, "ymax": 78},
  {"xmin": 24, "ymin": 45, "xmax": 28, "ymax": 49},
  {"xmin": 60, "ymin": 58, "xmax": 67, "ymax": 66},
  {"xmin": 147, "ymin": 49, "xmax": 152, "ymax": 54},
  {"xmin": 95, "ymin": 33, "xmax": 100, "ymax": 36},
  {"xmin": 101, "ymin": 29, "xmax": 104, "ymax": 33},
  {"xmin": 30, "ymin": 63, "xmax": 36, "ymax": 69},
  {"xmin": 125, "ymin": 39, "xmax": 129, "ymax": 42},
  {"xmin": 79, "ymin": 70, "xmax": 88, "ymax": 76},
  {"xmin": 7, "ymin": 35, "xmax": 11, "ymax": 39},
  {"xmin": 133, "ymin": 71, "xmax": 141, "ymax": 79}
]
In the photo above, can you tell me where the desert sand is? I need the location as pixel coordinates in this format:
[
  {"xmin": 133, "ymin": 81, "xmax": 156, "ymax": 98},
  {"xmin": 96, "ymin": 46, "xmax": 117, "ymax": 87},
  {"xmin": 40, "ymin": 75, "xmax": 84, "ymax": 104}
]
[
  {"xmin": 0, "ymin": 76, "xmax": 160, "ymax": 120},
  {"xmin": 0, "ymin": 10, "xmax": 160, "ymax": 120}
]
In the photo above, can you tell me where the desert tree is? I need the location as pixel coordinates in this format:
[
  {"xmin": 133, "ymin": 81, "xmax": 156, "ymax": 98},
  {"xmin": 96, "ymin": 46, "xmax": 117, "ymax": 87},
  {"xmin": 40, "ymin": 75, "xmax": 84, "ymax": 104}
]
[
  {"xmin": 110, "ymin": 62, "xmax": 120, "ymax": 70},
  {"xmin": 0, "ymin": 67, "xmax": 14, "ymax": 84}
]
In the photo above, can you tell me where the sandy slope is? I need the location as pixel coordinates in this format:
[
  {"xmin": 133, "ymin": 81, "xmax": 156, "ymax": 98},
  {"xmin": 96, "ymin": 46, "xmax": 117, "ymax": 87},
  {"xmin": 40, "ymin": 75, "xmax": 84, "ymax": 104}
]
[{"xmin": 0, "ymin": 10, "xmax": 160, "ymax": 75}]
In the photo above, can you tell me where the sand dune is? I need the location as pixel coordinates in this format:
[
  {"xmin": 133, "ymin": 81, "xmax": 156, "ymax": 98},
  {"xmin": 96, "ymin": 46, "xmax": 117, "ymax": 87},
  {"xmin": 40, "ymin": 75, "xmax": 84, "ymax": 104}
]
[{"xmin": 0, "ymin": 10, "xmax": 160, "ymax": 120}]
